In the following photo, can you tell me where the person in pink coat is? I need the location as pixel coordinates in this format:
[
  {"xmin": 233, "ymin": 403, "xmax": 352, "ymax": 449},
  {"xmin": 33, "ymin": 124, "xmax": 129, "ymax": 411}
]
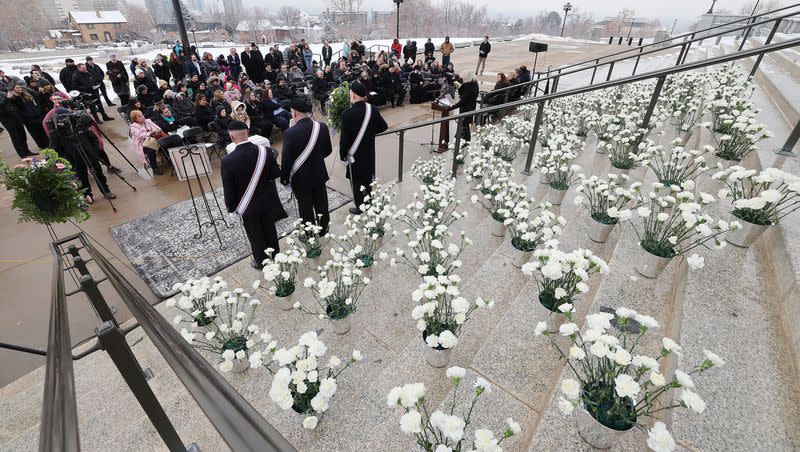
[{"xmin": 129, "ymin": 109, "xmax": 165, "ymax": 174}]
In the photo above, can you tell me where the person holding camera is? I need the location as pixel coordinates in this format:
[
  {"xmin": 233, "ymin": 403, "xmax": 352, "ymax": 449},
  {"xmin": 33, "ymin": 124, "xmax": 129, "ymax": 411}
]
[
  {"xmin": 72, "ymin": 63, "xmax": 115, "ymax": 123},
  {"xmin": 49, "ymin": 112, "xmax": 115, "ymax": 204},
  {"xmin": 0, "ymin": 75, "xmax": 47, "ymax": 158},
  {"xmin": 85, "ymin": 56, "xmax": 115, "ymax": 107}
]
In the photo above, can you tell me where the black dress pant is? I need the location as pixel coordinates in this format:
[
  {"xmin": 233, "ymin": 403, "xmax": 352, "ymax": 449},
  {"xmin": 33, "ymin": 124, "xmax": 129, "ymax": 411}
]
[
  {"xmin": 23, "ymin": 117, "xmax": 48, "ymax": 148},
  {"xmin": 0, "ymin": 117, "xmax": 32, "ymax": 157},
  {"xmin": 242, "ymin": 214, "xmax": 280, "ymax": 265},
  {"xmin": 74, "ymin": 160, "xmax": 109, "ymax": 197},
  {"xmin": 98, "ymin": 83, "xmax": 114, "ymax": 105},
  {"xmin": 294, "ymin": 183, "xmax": 330, "ymax": 235}
]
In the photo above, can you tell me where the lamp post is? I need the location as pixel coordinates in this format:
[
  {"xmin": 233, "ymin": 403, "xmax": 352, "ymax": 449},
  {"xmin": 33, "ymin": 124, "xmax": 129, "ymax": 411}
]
[
  {"xmin": 393, "ymin": 0, "xmax": 403, "ymax": 39},
  {"xmin": 189, "ymin": 25, "xmax": 198, "ymax": 54},
  {"xmin": 706, "ymin": 0, "xmax": 718, "ymax": 14},
  {"xmin": 561, "ymin": 2, "xmax": 572, "ymax": 37},
  {"xmin": 169, "ymin": 0, "xmax": 191, "ymax": 53}
]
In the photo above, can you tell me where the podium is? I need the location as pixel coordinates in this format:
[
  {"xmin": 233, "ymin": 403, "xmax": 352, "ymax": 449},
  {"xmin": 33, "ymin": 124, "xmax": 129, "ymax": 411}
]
[{"xmin": 431, "ymin": 102, "xmax": 451, "ymax": 153}]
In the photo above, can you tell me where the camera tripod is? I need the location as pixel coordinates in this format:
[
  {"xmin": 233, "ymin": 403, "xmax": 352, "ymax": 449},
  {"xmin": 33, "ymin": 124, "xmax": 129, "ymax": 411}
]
[{"xmin": 97, "ymin": 127, "xmax": 138, "ymax": 172}]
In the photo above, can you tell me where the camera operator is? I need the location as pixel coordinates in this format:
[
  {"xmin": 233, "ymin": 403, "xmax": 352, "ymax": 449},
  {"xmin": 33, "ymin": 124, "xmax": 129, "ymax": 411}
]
[
  {"xmin": 71, "ymin": 63, "xmax": 115, "ymax": 123},
  {"xmin": 48, "ymin": 110, "xmax": 115, "ymax": 204}
]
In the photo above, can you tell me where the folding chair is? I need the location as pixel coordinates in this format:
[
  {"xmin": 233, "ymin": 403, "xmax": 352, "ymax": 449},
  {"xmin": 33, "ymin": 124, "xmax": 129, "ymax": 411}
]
[{"xmin": 117, "ymin": 106, "xmax": 131, "ymax": 125}]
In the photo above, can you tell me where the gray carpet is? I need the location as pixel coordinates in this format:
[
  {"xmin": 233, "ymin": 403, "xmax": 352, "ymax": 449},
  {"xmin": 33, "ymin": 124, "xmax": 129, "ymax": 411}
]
[{"xmin": 110, "ymin": 185, "xmax": 351, "ymax": 298}]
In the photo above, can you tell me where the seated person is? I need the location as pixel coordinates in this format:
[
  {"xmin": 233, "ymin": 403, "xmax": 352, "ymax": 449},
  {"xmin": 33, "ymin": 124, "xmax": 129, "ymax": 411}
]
[
  {"xmin": 213, "ymin": 106, "xmax": 232, "ymax": 144},
  {"xmin": 311, "ymin": 70, "xmax": 330, "ymax": 114},
  {"xmin": 210, "ymin": 89, "xmax": 231, "ymax": 115},
  {"xmin": 260, "ymin": 88, "xmax": 291, "ymax": 131},
  {"xmin": 193, "ymin": 94, "xmax": 214, "ymax": 131},
  {"xmin": 272, "ymin": 79, "xmax": 295, "ymax": 101},
  {"xmin": 243, "ymin": 90, "xmax": 273, "ymax": 138}
]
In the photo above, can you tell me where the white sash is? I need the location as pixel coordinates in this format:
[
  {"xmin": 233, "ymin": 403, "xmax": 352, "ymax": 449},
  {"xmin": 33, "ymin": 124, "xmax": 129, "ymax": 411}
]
[
  {"xmin": 235, "ymin": 145, "xmax": 268, "ymax": 216},
  {"xmin": 346, "ymin": 103, "xmax": 372, "ymax": 164},
  {"xmin": 290, "ymin": 121, "xmax": 321, "ymax": 182}
]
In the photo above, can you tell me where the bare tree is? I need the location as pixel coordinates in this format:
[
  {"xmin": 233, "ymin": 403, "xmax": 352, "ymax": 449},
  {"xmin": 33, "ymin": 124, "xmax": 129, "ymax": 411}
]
[
  {"xmin": 563, "ymin": 7, "xmax": 595, "ymax": 39},
  {"xmin": 123, "ymin": 2, "xmax": 155, "ymax": 39},
  {"xmin": 739, "ymin": 0, "xmax": 783, "ymax": 15},
  {"xmin": 277, "ymin": 5, "xmax": 303, "ymax": 28},
  {"xmin": 0, "ymin": 0, "xmax": 52, "ymax": 50}
]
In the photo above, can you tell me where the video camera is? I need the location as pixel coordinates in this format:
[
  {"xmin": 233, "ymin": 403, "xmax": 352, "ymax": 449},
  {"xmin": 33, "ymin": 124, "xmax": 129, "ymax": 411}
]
[
  {"xmin": 60, "ymin": 92, "xmax": 99, "ymax": 111},
  {"xmin": 46, "ymin": 109, "xmax": 93, "ymax": 138}
]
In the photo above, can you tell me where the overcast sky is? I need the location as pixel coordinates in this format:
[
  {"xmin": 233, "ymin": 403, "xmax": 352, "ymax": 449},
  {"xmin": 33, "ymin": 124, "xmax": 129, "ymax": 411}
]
[{"xmin": 254, "ymin": 0, "xmax": 759, "ymax": 20}]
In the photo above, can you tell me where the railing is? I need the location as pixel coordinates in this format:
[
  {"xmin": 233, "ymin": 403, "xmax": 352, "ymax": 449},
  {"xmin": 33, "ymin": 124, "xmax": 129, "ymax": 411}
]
[
  {"xmin": 39, "ymin": 242, "xmax": 80, "ymax": 452},
  {"xmin": 38, "ymin": 232, "xmax": 296, "ymax": 452},
  {"xmin": 378, "ymin": 36, "xmax": 800, "ymax": 182},
  {"xmin": 478, "ymin": 4, "xmax": 800, "ymax": 106}
]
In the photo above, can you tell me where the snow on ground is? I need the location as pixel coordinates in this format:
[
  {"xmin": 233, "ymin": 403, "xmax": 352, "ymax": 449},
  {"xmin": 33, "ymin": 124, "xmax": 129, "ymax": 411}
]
[{"xmin": 513, "ymin": 33, "xmax": 600, "ymax": 45}]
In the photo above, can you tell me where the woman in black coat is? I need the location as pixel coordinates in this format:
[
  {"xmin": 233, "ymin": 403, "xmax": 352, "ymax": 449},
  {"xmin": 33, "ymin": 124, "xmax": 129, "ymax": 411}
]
[
  {"xmin": 451, "ymin": 70, "xmax": 479, "ymax": 144},
  {"xmin": 168, "ymin": 52, "xmax": 185, "ymax": 82},
  {"xmin": 213, "ymin": 106, "xmax": 232, "ymax": 144},
  {"xmin": 243, "ymin": 90, "xmax": 273, "ymax": 139},
  {"xmin": 153, "ymin": 54, "xmax": 172, "ymax": 83},
  {"xmin": 193, "ymin": 94, "xmax": 214, "ymax": 131}
]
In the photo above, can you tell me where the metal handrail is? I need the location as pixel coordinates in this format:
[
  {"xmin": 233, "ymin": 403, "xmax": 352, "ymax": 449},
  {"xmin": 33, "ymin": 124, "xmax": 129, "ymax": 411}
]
[
  {"xmin": 556, "ymin": 2, "xmax": 800, "ymax": 73},
  {"xmin": 381, "ymin": 37, "xmax": 800, "ymax": 135},
  {"xmin": 479, "ymin": 5, "xmax": 800, "ymax": 103},
  {"xmin": 378, "ymin": 36, "xmax": 800, "ymax": 180},
  {"xmin": 39, "ymin": 242, "xmax": 80, "ymax": 452},
  {"xmin": 84, "ymin": 236, "xmax": 296, "ymax": 451}
]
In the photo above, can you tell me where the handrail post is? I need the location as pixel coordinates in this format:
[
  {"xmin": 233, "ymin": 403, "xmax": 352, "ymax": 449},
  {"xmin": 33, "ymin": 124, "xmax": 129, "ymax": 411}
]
[
  {"xmin": 775, "ymin": 117, "xmax": 800, "ymax": 157},
  {"xmin": 681, "ymin": 33, "xmax": 695, "ymax": 64},
  {"xmin": 95, "ymin": 320, "xmax": 186, "ymax": 451},
  {"xmin": 739, "ymin": 18, "xmax": 755, "ymax": 51},
  {"xmin": 632, "ymin": 47, "xmax": 643, "ymax": 75},
  {"xmin": 750, "ymin": 18, "xmax": 783, "ymax": 78},
  {"xmin": 79, "ymin": 274, "xmax": 117, "ymax": 325},
  {"xmin": 397, "ymin": 131, "xmax": 405, "ymax": 182},
  {"xmin": 590, "ymin": 59, "xmax": 599, "ymax": 85},
  {"xmin": 451, "ymin": 118, "xmax": 463, "ymax": 178},
  {"xmin": 675, "ymin": 43, "xmax": 687, "ymax": 66},
  {"xmin": 640, "ymin": 75, "xmax": 667, "ymax": 131},
  {"xmin": 522, "ymin": 101, "xmax": 545, "ymax": 175},
  {"xmin": 605, "ymin": 61, "xmax": 615, "ymax": 81}
]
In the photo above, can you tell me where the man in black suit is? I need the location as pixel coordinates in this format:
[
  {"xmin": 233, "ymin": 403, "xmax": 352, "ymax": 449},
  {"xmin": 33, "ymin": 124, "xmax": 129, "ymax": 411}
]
[
  {"xmin": 221, "ymin": 120, "xmax": 288, "ymax": 269},
  {"xmin": 338, "ymin": 81, "xmax": 388, "ymax": 214},
  {"xmin": 280, "ymin": 97, "xmax": 332, "ymax": 234},
  {"xmin": 85, "ymin": 56, "xmax": 115, "ymax": 106},
  {"xmin": 72, "ymin": 63, "xmax": 114, "ymax": 122},
  {"xmin": 59, "ymin": 58, "xmax": 78, "ymax": 92}
]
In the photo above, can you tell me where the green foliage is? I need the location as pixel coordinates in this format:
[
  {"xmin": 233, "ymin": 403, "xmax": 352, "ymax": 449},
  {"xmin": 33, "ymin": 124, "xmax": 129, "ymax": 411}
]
[
  {"xmin": 0, "ymin": 149, "xmax": 89, "ymax": 225},
  {"xmin": 326, "ymin": 81, "xmax": 351, "ymax": 133}
]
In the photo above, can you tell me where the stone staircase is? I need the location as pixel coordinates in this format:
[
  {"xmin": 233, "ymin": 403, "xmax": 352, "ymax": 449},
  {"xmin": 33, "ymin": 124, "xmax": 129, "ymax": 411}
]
[{"xmin": 3, "ymin": 42, "xmax": 800, "ymax": 452}]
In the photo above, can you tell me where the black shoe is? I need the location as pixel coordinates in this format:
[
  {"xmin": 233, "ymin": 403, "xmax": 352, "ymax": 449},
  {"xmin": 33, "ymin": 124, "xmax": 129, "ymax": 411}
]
[
  {"xmin": 103, "ymin": 192, "xmax": 116, "ymax": 199},
  {"xmin": 107, "ymin": 102, "xmax": 116, "ymax": 106},
  {"xmin": 348, "ymin": 207, "xmax": 363, "ymax": 215},
  {"xmin": 19, "ymin": 151, "xmax": 37, "ymax": 158},
  {"xmin": 152, "ymin": 167, "xmax": 164, "ymax": 175},
  {"xmin": 102, "ymin": 116, "xmax": 115, "ymax": 121},
  {"xmin": 251, "ymin": 259, "xmax": 264, "ymax": 270},
  {"xmin": 107, "ymin": 165, "xmax": 122, "ymax": 174}
]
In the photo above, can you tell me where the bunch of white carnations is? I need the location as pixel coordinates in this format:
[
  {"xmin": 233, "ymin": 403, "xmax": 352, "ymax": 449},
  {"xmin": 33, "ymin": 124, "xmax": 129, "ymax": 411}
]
[
  {"xmin": 394, "ymin": 226, "xmax": 471, "ymax": 277},
  {"xmin": 521, "ymin": 244, "xmax": 608, "ymax": 312},
  {"xmin": 471, "ymin": 158, "xmax": 514, "ymax": 196},
  {"xmin": 501, "ymin": 115, "xmax": 536, "ymax": 142},
  {"xmin": 389, "ymin": 368, "xmax": 521, "ymax": 451},
  {"xmin": 411, "ymin": 157, "xmax": 447, "ymax": 186},
  {"xmin": 538, "ymin": 148, "xmax": 582, "ymax": 191},
  {"xmin": 259, "ymin": 246, "xmax": 303, "ymax": 298},
  {"xmin": 573, "ymin": 173, "xmax": 638, "ymax": 226},
  {"xmin": 661, "ymin": 72, "xmax": 707, "ymax": 132},
  {"xmin": 411, "ymin": 276, "xmax": 492, "ymax": 350},
  {"xmin": 335, "ymin": 212, "xmax": 395, "ymax": 268},
  {"xmin": 646, "ymin": 140, "xmax": 712, "ymax": 187},
  {"xmin": 602, "ymin": 128, "xmax": 651, "ymax": 171},
  {"xmin": 506, "ymin": 200, "xmax": 565, "ymax": 253},
  {"xmin": 702, "ymin": 111, "xmax": 771, "ymax": 162},
  {"xmin": 301, "ymin": 249, "xmax": 371, "ymax": 321},
  {"xmin": 251, "ymin": 331, "xmax": 362, "ymax": 429},
  {"xmin": 471, "ymin": 181, "xmax": 528, "ymax": 224},
  {"xmin": 713, "ymin": 166, "xmax": 800, "ymax": 226},
  {"xmin": 289, "ymin": 220, "xmax": 330, "ymax": 259},
  {"xmin": 518, "ymin": 103, "xmax": 537, "ymax": 121},
  {"xmin": 537, "ymin": 306, "xmax": 723, "ymax": 452},
  {"xmin": 396, "ymin": 180, "xmax": 467, "ymax": 231},
  {"xmin": 167, "ymin": 277, "xmax": 267, "ymax": 373},
  {"xmin": 355, "ymin": 181, "xmax": 397, "ymax": 240},
  {"xmin": 628, "ymin": 182, "xmax": 739, "ymax": 265}
]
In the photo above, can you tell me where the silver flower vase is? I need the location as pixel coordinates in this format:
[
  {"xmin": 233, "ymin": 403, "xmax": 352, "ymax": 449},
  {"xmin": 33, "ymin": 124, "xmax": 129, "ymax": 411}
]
[
  {"xmin": 587, "ymin": 220, "xmax": 616, "ymax": 243},
  {"xmin": 276, "ymin": 292, "xmax": 295, "ymax": 311},
  {"xmin": 491, "ymin": 219, "xmax": 507, "ymax": 237},
  {"xmin": 725, "ymin": 219, "xmax": 769, "ymax": 248},
  {"xmin": 575, "ymin": 404, "xmax": 634, "ymax": 449},
  {"xmin": 635, "ymin": 245, "xmax": 673, "ymax": 279},
  {"xmin": 546, "ymin": 187, "xmax": 567, "ymax": 206},
  {"xmin": 330, "ymin": 313, "xmax": 352, "ymax": 335},
  {"xmin": 424, "ymin": 345, "xmax": 453, "ymax": 368}
]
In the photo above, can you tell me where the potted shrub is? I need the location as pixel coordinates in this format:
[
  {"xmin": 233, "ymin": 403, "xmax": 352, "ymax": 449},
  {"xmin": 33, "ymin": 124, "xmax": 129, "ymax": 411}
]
[
  {"xmin": 573, "ymin": 173, "xmax": 637, "ymax": 243},
  {"xmin": 713, "ymin": 166, "xmax": 800, "ymax": 247},
  {"xmin": 627, "ymin": 182, "xmax": 739, "ymax": 278},
  {"xmin": 537, "ymin": 307, "xmax": 724, "ymax": 449},
  {"xmin": 326, "ymin": 81, "xmax": 351, "ymax": 134},
  {"xmin": 301, "ymin": 250, "xmax": 370, "ymax": 334},
  {"xmin": 167, "ymin": 277, "xmax": 267, "ymax": 373},
  {"xmin": 388, "ymin": 367, "xmax": 521, "ymax": 451},
  {"xmin": 411, "ymin": 276, "xmax": 493, "ymax": 368},
  {"xmin": 249, "ymin": 331, "xmax": 362, "ymax": 429}
]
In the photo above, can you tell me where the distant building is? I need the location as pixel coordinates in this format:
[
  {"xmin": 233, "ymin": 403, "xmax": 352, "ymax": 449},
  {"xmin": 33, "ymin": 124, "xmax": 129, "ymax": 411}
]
[
  {"xmin": 591, "ymin": 17, "xmax": 661, "ymax": 41},
  {"xmin": 69, "ymin": 10, "xmax": 128, "ymax": 42},
  {"xmin": 223, "ymin": 0, "xmax": 243, "ymax": 19},
  {"xmin": 157, "ymin": 21, "xmax": 225, "ymax": 43},
  {"xmin": 53, "ymin": 0, "xmax": 80, "ymax": 20},
  {"xmin": 145, "ymin": 0, "xmax": 175, "ymax": 24},
  {"xmin": 187, "ymin": 0, "xmax": 204, "ymax": 11},
  {"xmin": 694, "ymin": 13, "xmax": 759, "ymax": 38}
]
